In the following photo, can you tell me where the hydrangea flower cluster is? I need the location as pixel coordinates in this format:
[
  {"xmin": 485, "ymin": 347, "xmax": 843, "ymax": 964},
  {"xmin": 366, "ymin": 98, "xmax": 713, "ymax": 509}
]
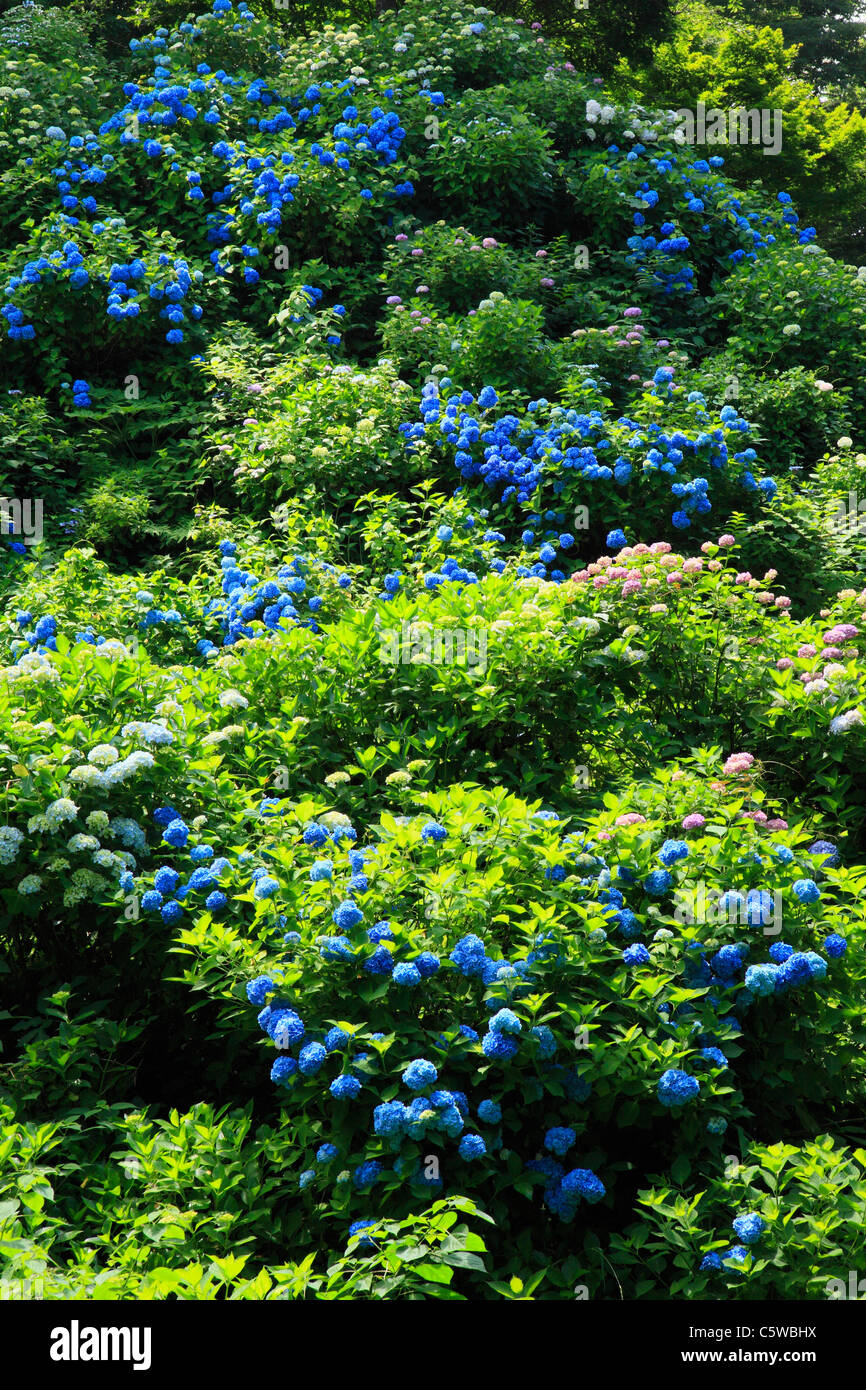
[{"xmin": 404, "ymin": 381, "xmax": 777, "ymax": 533}]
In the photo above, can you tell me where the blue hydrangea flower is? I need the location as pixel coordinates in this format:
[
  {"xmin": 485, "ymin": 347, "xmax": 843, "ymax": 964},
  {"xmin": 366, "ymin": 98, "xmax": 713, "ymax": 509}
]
[
  {"xmin": 792, "ymin": 878, "xmax": 820, "ymax": 904},
  {"xmin": 450, "ymin": 934, "xmax": 488, "ymax": 977},
  {"xmin": 477, "ymin": 1099, "xmax": 501, "ymax": 1123},
  {"xmin": 732, "ymin": 1212, "xmax": 765, "ymax": 1244},
  {"xmin": 246, "ymin": 974, "xmax": 274, "ymax": 1006},
  {"xmin": 623, "ymin": 943, "xmax": 650, "ymax": 966},
  {"xmin": 162, "ymin": 817, "xmax": 189, "ymax": 848},
  {"xmin": 353, "ymin": 1159, "xmax": 382, "ymax": 1190},
  {"xmin": 402, "ymin": 1058, "xmax": 437, "ymax": 1091},
  {"xmin": 561, "ymin": 1167, "xmax": 605, "ymax": 1204},
  {"xmin": 657, "ymin": 1069, "xmax": 700, "ymax": 1107},
  {"xmin": 333, "ymin": 899, "xmax": 364, "ymax": 930},
  {"xmin": 348, "ymin": 1219, "xmax": 377, "ymax": 1249},
  {"xmin": 481, "ymin": 1031, "xmax": 519, "ymax": 1061},
  {"xmin": 658, "ymin": 838, "xmax": 689, "ymax": 866},
  {"xmin": 268, "ymin": 1009, "xmax": 305, "ymax": 1049},
  {"xmin": 374, "ymin": 1101, "xmax": 409, "ymax": 1137},
  {"xmin": 544, "ymin": 1126, "xmax": 576, "ymax": 1157},
  {"xmin": 489, "ymin": 1008, "xmax": 522, "ymax": 1035},
  {"xmin": 299, "ymin": 1042, "xmax": 327, "ymax": 1075},
  {"xmin": 271, "ymin": 1056, "xmax": 297, "ymax": 1086},
  {"xmin": 809, "ymin": 840, "xmax": 839, "ymax": 867},
  {"xmin": 330, "ymin": 1074, "xmax": 361, "ymax": 1100},
  {"xmin": 458, "ymin": 1133, "xmax": 486, "ymax": 1161},
  {"xmin": 745, "ymin": 967, "xmax": 778, "ymax": 1000},
  {"xmin": 644, "ymin": 869, "xmax": 673, "ymax": 897},
  {"xmin": 421, "ymin": 821, "xmax": 448, "ymax": 842},
  {"xmin": 154, "ymin": 865, "xmax": 180, "ymax": 894},
  {"xmin": 393, "ymin": 962, "xmax": 421, "ymax": 987}
]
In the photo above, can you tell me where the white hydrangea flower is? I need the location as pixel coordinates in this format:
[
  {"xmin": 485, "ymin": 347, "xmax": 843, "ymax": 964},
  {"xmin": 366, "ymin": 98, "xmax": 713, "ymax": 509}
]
[
  {"xmin": 0, "ymin": 826, "xmax": 25, "ymax": 865},
  {"xmin": 45, "ymin": 798, "xmax": 79, "ymax": 828},
  {"xmin": 218, "ymin": 689, "xmax": 249, "ymax": 709},
  {"xmin": 68, "ymin": 834, "xmax": 100, "ymax": 852},
  {"xmin": 89, "ymin": 744, "xmax": 120, "ymax": 767},
  {"xmin": 93, "ymin": 640, "xmax": 131, "ymax": 661},
  {"xmin": 69, "ymin": 765, "xmax": 108, "ymax": 790}
]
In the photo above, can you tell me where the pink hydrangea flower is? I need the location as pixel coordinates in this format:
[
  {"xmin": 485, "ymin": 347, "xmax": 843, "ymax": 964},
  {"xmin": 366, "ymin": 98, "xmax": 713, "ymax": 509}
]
[
  {"xmin": 535, "ymin": 249, "xmax": 548, "ymax": 259},
  {"xmin": 386, "ymin": 295, "xmax": 402, "ymax": 305},
  {"xmin": 682, "ymin": 813, "xmax": 706, "ymax": 829},
  {"xmin": 683, "ymin": 557, "xmax": 703, "ymax": 573},
  {"xmin": 824, "ymin": 624, "xmax": 859, "ymax": 643},
  {"xmin": 765, "ymin": 818, "xmax": 788, "ymax": 831},
  {"xmin": 718, "ymin": 534, "xmax": 736, "ymax": 547},
  {"xmin": 482, "ymin": 237, "xmax": 498, "ymax": 248},
  {"xmin": 723, "ymin": 752, "xmax": 755, "ymax": 775},
  {"xmin": 777, "ymin": 658, "xmax": 793, "ymax": 670},
  {"xmin": 623, "ymin": 307, "xmax": 642, "ymax": 318},
  {"xmin": 649, "ymin": 602, "xmax": 667, "ymax": 613},
  {"xmin": 615, "ymin": 813, "xmax": 646, "ymax": 826},
  {"xmin": 797, "ymin": 644, "xmax": 817, "ymax": 658},
  {"xmin": 775, "ymin": 596, "xmax": 791, "ymax": 609},
  {"xmin": 821, "ymin": 646, "xmax": 844, "ymax": 659}
]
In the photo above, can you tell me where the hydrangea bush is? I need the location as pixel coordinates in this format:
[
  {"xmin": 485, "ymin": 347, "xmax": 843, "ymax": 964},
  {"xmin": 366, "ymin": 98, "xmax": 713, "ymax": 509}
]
[{"xmin": 1, "ymin": 0, "xmax": 865, "ymax": 1301}]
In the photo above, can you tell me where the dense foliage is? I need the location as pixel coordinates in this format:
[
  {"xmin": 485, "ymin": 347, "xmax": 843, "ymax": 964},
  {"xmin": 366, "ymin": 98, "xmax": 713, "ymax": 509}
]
[{"xmin": 1, "ymin": 0, "xmax": 865, "ymax": 1301}]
